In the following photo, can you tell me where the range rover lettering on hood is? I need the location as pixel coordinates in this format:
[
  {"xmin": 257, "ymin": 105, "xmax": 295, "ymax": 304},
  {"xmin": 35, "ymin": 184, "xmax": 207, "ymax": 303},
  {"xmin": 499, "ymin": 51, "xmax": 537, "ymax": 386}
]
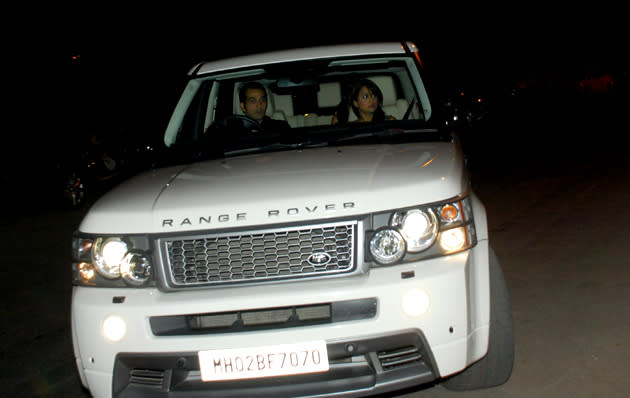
[{"xmin": 161, "ymin": 202, "xmax": 356, "ymax": 228}]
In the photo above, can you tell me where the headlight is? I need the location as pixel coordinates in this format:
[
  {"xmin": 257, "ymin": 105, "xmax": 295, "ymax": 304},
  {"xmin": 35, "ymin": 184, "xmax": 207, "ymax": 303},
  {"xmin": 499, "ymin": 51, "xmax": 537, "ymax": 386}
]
[
  {"xmin": 369, "ymin": 228, "xmax": 406, "ymax": 264},
  {"xmin": 369, "ymin": 196, "xmax": 476, "ymax": 265},
  {"xmin": 392, "ymin": 209, "xmax": 438, "ymax": 252},
  {"xmin": 93, "ymin": 237, "xmax": 127, "ymax": 278},
  {"xmin": 72, "ymin": 234, "xmax": 154, "ymax": 287},
  {"xmin": 120, "ymin": 252, "xmax": 153, "ymax": 286},
  {"xmin": 439, "ymin": 226, "xmax": 467, "ymax": 252}
]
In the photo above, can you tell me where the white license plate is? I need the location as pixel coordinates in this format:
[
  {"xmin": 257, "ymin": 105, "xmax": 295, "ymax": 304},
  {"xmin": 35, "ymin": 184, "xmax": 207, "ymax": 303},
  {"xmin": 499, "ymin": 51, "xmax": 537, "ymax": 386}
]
[{"xmin": 198, "ymin": 340, "xmax": 329, "ymax": 381}]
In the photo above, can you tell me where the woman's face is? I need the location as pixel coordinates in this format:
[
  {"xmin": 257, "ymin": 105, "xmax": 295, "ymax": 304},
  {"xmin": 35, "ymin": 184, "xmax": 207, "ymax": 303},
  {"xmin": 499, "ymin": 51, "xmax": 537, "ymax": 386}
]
[{"xmin": 353, "ymin": 86, "xmax": 379, "ymax": 116}]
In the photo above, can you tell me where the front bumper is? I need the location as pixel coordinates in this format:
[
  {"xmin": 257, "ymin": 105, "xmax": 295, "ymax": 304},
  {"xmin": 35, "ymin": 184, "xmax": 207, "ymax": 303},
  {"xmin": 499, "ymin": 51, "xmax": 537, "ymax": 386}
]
[
  {"xmin": 112, "ymin": 330, "xmax": 435, "ymax": 398},
  {"xmin": 71, "ymin": 241, "xmax": 490, "ymax": 398}
]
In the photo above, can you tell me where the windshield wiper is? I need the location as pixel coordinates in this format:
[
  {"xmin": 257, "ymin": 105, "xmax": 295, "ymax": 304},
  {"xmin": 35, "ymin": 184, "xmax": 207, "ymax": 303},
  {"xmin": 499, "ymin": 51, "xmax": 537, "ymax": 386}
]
[
  {"xmin": 222, "ymin": 121, "xmax": 440, "ymax": 156},
  {"xmin": 328, "ymin": 124, "xmax": 438, "ymax": 145},
  {"xmin": 329, "ymin": 129, "xmax": 402, "ymax": 144},
  {"xmin": 223, "ymin": 143, "xmax": 297, "ymax": 157},
  {"xmin": 223, "ymin": 141, "xmax": 329, "ymax": 157}
]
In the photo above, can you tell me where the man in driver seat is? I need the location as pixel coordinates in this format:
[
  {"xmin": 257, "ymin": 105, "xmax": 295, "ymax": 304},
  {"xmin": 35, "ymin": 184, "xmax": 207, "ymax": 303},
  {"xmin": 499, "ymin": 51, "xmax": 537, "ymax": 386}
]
[{"xmin": 239, "ymin": 82, "xmax": 290, "ymax": 130}]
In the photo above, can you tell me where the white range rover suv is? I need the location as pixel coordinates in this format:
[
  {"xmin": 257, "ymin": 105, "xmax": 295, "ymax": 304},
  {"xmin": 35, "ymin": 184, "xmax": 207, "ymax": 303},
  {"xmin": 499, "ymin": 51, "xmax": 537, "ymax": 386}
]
[{"xmin": 71, "ymin": 42, "xmax": 513, "ymax": 398}]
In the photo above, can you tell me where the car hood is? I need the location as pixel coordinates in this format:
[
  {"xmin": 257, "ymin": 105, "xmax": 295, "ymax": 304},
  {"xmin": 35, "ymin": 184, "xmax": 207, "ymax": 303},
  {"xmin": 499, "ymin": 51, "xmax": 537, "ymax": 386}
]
[{"xmin": 80, "ymin": 142, "xmax": 468, "ymax": 234}]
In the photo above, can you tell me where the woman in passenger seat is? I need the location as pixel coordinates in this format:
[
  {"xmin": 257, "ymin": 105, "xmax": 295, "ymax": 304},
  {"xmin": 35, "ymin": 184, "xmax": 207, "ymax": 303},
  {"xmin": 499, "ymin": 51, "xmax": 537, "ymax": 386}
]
[{"xmin": 332, "ymin": 79, "xmax": 395, "ymax": 125}]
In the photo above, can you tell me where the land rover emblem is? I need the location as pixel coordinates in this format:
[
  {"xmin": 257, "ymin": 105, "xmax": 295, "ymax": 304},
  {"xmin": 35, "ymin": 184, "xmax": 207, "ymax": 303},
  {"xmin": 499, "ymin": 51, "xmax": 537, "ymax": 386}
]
[{"xmin": 307, "ymin": 252, "xmax": 332, "ymax": 266}]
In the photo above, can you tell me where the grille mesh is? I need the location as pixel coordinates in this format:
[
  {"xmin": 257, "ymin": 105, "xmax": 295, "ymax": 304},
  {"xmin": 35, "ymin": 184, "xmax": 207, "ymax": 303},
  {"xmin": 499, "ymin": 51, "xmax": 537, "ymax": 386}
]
[{"xmin": 162, "ymin": 222, "xmax": 356, "ymax": 287}]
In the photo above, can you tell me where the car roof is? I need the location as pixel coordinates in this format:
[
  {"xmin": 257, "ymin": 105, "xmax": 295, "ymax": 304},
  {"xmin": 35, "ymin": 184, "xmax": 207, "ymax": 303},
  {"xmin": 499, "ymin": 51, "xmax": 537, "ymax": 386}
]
[{"xmin": 190, "ymin": 42, "xmax": 418, "ymax": 76}]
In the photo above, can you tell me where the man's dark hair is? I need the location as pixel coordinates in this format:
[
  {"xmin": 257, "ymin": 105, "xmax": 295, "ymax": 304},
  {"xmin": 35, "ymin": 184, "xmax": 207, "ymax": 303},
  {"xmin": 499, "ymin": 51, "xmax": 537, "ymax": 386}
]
[{"xmin": 239, "ymin": 82, "xmax": 267, "ymax": 103}]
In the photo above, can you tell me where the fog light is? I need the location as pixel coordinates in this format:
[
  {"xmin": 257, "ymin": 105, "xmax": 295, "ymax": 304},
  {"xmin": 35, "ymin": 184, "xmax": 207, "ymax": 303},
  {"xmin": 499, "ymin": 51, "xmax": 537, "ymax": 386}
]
[
  {"xmin": 402, "ymin": 289, "xmax": 430, "ymax": 317},
  {"xmin": 440, "ymin": 227, "xmax": 466, "ymax": 252},
  {"xmin": 103, "ymin": 315, "xmax": 127, "ymax": 342}
]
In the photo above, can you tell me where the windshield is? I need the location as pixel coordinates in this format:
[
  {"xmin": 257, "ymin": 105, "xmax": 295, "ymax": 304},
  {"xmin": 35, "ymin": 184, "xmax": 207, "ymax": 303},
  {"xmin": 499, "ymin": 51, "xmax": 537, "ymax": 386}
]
[{"xmin": 164, "ymin": 55, "xmax": 437, "ymax": 160}]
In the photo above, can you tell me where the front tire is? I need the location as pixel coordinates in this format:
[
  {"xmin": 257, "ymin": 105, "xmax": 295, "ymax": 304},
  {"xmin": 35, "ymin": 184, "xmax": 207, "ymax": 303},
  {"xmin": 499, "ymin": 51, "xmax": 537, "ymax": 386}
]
[{"xmin": 443, "ymin": 247, "xmax": 514, "ymax": 390}]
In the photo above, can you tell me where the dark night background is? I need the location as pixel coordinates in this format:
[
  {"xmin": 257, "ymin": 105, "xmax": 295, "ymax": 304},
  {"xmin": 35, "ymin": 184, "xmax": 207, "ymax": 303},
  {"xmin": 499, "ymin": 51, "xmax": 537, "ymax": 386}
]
[
  {"xmin": 5, "ymin": 3, "xmax": 628, "ymax": 212},
  {"xmin": 1, "ymin": 5, "xmax": 629, "ymax": 397}
]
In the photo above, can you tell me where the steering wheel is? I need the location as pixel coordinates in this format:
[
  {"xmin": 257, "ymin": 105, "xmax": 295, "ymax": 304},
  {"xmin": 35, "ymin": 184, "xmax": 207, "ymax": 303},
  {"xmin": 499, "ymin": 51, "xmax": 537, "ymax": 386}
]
[{"xmin": 214, "ymin": 115, "xmax": 263, "ymax": 131}]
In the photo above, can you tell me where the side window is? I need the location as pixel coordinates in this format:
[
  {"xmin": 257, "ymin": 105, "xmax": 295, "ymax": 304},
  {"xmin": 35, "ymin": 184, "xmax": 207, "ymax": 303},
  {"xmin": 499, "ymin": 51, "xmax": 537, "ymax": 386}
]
[
  {"xmin": 214, "ymin": 81, "xmax": 237, "ymax": 121},
  {"xmin": 405, "ymin": 60, "xmax": 432, "ymax": 121},
  {"xmin": 396, "ymin": 71, "xmax": 424, "ymax": 121},
  {"xmin": 176, "ymin": 80, "xmax": 214, "ymax": 145}
]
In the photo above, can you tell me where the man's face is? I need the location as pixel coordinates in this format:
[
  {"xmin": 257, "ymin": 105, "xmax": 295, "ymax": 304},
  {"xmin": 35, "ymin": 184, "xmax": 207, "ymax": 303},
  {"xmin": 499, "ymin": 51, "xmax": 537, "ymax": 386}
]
[{"xmin": 240, "ymin": 88, "xmax": 267, "ymax": 123}]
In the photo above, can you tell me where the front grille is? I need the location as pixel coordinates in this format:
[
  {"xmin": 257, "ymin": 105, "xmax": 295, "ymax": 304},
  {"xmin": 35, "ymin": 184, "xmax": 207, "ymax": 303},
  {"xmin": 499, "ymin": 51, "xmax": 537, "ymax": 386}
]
[{"xmin": 160, "ymin": 221, "xmax": 356, "ymax": 288}]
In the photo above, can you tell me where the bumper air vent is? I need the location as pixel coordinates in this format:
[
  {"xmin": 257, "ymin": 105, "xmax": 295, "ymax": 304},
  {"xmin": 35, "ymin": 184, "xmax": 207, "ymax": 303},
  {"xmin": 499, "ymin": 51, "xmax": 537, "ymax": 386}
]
[
  {"xmin": 377, "ymin": 346, "xmax": 423, "ymax": 371},
  {"xmin": 128, "ymin": 369, "xmax": 166, "ymax": 389}
]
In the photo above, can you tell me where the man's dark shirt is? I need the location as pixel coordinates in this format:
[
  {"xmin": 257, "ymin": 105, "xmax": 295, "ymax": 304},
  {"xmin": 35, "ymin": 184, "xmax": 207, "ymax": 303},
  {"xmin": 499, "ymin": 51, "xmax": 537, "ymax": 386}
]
[{"xmin": 259, "ymin": 116, "xmax": 291, "ymax": 130}]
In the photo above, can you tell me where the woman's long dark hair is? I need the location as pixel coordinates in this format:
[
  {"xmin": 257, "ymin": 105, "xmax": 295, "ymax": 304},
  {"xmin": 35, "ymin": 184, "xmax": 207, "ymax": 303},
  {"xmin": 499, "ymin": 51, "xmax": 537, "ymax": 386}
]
[
  {"xmin": 334, "ymin": 78, "xmax": 387, "ymax": 125},
  {"xmin": 350, "ymin": 79, "xmax": 386, "ymax": 122}
]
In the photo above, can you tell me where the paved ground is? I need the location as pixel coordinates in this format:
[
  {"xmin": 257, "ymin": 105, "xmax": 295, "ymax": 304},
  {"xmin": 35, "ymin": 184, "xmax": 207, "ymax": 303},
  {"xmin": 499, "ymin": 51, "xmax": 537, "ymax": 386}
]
[
  {"xmin": 395, "ymin": 155, "xmax": 630, "ymax": 397},
  {"xmin": 1, "ymin": 205, "xmax": 85, "ymax": 397},
  {"xmin": 2, "ymin": 116, "xmax": 629, "ymax": 397}
]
